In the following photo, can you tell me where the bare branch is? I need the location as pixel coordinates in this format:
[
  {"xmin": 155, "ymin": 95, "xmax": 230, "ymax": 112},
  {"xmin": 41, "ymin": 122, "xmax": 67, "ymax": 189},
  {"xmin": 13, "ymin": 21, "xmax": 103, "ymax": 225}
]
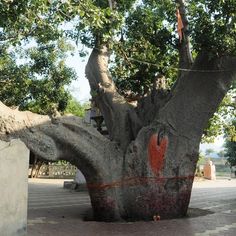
[
  {"xmin": 108, "ymin": 0, "xmax": 117, "ymax": 10},
  {"xmin": 176, "ymin": 0, "xmax": 193, "ymax": 70}
]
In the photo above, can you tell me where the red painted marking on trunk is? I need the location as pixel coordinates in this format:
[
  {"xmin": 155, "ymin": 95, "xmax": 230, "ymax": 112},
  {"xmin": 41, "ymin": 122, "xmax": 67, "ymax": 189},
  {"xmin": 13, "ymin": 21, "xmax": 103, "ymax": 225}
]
[
  {"xmin": 87, "ymin": 175, "xmax": 194, "ymax": 190},
  {"xmin": 148, "ymin": 134, "xmax": 168, "ymax": 176}
]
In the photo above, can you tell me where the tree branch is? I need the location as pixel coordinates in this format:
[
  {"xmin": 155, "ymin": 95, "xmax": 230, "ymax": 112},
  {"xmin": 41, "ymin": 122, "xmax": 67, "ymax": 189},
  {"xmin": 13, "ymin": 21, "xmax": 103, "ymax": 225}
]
[
  {"xmin": 137, "ymin": 77, "xmax": 171, "ymax": 126},
  {"xmin": 0, "ymin": 102, "xmax": 117, "ymax": 182},
  {"xmin": 85, "ymin": 46, "xmax": 142, "ymax": 150},
  {"xmin": 108, "ymin": 0, "xmax": 117, "ymax": 10},
  {"xmin": 176, "ymin": 0, "xmax": 193, "ymax": 70},
  {"xmin": 159, "ymin": 54, "xmax": 236, "ymax": 141}
]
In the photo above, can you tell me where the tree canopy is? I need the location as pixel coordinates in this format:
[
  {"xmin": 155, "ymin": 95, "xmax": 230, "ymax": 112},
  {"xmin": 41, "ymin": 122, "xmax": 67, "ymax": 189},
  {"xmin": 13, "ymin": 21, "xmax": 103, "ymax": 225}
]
[{"xmin": 0, "ymin": 0, "xmax": 235, "ymax": 137}]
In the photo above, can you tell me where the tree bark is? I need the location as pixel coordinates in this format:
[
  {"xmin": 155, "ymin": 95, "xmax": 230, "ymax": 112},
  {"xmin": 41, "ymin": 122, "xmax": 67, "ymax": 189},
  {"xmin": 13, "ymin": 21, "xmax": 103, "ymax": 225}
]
[
  {"xmin": 0, "ymin": 101, "xmax": 124, "ymax": 220},
  {"xmin": 176, "ymin": 0, "xmax": 193, "ymax": 70},
  {"xmin": 85, "ymin": 46, "xmax": 142, "ymax": 150},
  {"xmin": 0, "ymin": 53, "xmax": 235, "ymax": 221}
]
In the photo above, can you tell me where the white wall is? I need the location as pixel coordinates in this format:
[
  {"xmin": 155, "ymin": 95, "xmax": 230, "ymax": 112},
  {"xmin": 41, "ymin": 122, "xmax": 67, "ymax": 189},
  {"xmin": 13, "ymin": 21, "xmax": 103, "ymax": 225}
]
[{"xmin": 0, "ymin": 139, "xmax": 29, "ymax": 236}]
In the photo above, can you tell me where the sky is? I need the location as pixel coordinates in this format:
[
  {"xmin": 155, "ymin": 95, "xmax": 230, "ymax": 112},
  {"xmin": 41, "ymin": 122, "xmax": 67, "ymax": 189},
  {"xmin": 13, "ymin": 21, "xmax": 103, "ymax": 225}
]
[
  {"xmin": 200, "ymin": 136, "xmax": 224, "ymax": 155},
  {"xmin": 65, "ymin": 51, "xmax": 91, "ymax": 103}
]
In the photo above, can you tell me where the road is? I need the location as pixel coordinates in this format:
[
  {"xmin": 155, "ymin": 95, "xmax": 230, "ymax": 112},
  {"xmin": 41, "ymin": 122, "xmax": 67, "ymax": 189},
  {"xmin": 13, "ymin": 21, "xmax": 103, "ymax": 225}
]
[{"xmin": 27, "ymin": 178, "xmax": 236, "ymax": 236}]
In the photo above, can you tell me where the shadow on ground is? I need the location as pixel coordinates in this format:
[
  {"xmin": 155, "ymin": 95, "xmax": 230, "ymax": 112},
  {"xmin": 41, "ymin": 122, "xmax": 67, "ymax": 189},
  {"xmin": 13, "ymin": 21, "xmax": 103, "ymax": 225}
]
[{"xmin": 81, "ymin": 207, "xmax": 214, "ymax": 222}]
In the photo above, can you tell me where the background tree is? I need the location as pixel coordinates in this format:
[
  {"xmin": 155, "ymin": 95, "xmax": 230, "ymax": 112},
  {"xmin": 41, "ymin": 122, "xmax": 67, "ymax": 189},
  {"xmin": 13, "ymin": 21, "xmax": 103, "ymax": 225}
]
[
  {"xmin": 0, "ymin": 41, "xmax": 77, "ymax": 114},
  {"xmin": 205, "ymin": 148, "xmax": 215, "ymax": 158},
  {"xmin": 0, "ymin": 0, "xmax": 236, "ymax": 221},
  {"xmin": 64, "ymin": 98, "xmax": 89, "ymax": 117},
  {"xmin": 0, "ymin": 0, "xmax": 77, "ymax": 114},
  {"xmin": 225, "ymin": 120, "xmax": 236, "ymax": 167},
  {"xmin": 217, "ymin": 150, "xmax": 227, "ymax": 164}
]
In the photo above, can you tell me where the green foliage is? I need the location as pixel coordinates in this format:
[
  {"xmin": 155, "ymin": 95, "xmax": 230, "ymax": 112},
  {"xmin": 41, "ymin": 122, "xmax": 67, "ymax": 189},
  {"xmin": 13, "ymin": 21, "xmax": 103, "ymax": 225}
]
[
  {"xmin": 110, "ymin": 0, "xmax": 236, "ymax": 97},
  {"xmin": 225, "ymin": 140, "xmax": 236, "ymax": 167},
  {"xmin": 205, "ymin": 148, "xmax": 215, "ymax": 156},
  {"xmin": 197, "ymin": 152, "xmax": 206, "ymax": 165},
  {"xmin": 0, "ymin": 0, "xmax": 63, "ymax": 45},
  {"xmin": 64, "ymin": 98, "xmax": 89, "ymax": 117},
  {"xmin": 218, "ymin": 150, "xmax": 226, "ymax": 158},
  {"xmin": 188, "ymin": 0, "xmax": 236, "ymax": 56},
  {"xmin": 110, "ymin": 0, "xmax": 178, "ymax": 96},
  {"xmin": 63, "ymin": 0, "xmax": 137, "ymax": 47},
  {"xmin": 225, "ymin": 120, "xmax": 236, "ymax": 142},
  {"xmin": 0, "ymin": 39, "xmax": 76, "ymax": 114},
  {"xmin": 0, "ymin": 0, "xmax": 235, "ymax": 141},
  {"xmin": 0, "ymin": 46, "xmax": 31, "ymax": 106},
  {"xmin": 225, "ymin": 120, "xmax": 236, "ymax": 167},
  {"xmin": 202, "ymin": 89, "xmax": 236, "ymax": 143},
  {"xmin": 0, "ymin": 1, "xmax": 77, "ymax": 114}
]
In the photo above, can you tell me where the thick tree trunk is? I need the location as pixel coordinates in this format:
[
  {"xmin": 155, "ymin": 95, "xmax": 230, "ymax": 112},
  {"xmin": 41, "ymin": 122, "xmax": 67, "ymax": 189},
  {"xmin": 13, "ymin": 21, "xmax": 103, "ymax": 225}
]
[
  {"xmin": 0, "ymin": 103, "xmax": 195, "ymax": 221},
  {"xmin": 0, "ymin": 51, "xmax": 235, "ymax": 221}
]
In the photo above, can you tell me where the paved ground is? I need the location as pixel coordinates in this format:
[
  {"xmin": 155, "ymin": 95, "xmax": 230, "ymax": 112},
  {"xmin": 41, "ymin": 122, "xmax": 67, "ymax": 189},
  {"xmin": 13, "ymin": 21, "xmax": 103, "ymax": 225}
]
[{"xmin": 27, "ymin": 178, "xmax": 236, "ymax": 236}]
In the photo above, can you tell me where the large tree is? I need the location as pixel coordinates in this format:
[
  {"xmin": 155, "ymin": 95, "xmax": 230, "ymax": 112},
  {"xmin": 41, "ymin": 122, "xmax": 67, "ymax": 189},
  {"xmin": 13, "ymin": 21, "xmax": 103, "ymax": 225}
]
[{"xmin": 0, "ymin": 0, "xmax": 236, "ymax": 221}]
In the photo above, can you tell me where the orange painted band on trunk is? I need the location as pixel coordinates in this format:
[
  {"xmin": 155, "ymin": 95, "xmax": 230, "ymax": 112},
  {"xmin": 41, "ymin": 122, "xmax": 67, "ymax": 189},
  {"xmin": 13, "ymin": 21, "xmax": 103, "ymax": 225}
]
[
  {"xmin": 87, "ymin": 175, "xmax": 194, "ymax": 190},
  {"xmin": 177, "ymin": 8, "xmax": 184, "ymax": 42}
]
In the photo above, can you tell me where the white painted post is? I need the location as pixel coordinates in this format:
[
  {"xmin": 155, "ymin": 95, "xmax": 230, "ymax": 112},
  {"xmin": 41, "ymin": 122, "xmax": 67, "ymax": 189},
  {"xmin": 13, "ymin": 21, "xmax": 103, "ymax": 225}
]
[{"xmin": 0, "ymin": 139, "xmax": 29, "ymax": 236}]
